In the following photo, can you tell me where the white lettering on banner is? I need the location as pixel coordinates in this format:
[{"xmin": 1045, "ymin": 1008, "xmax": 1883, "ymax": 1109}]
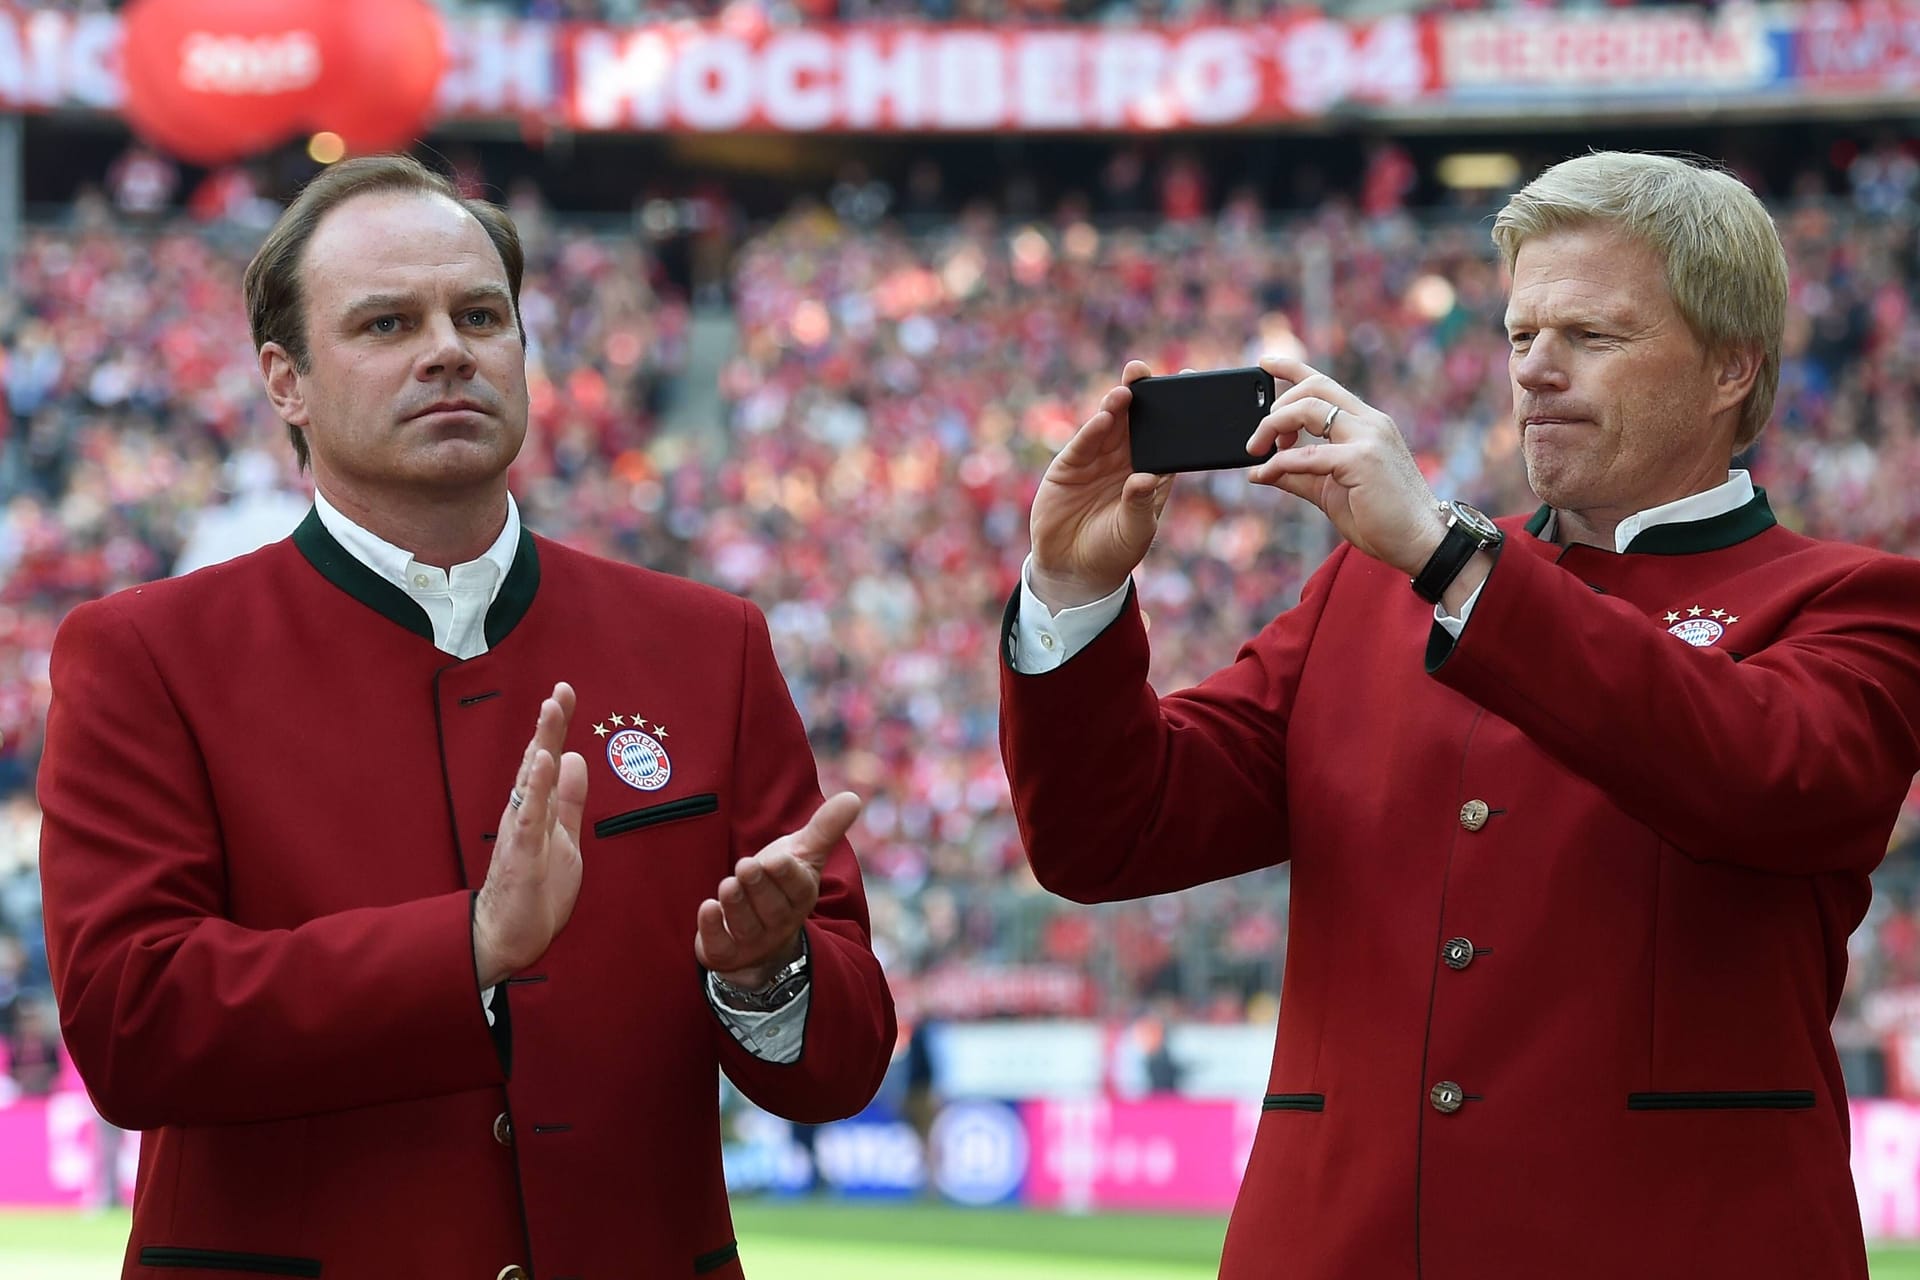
[
  {"xmin": 1015, "ymin": 31, "xmax": 1082, "ymax": 129},
  {"xmin": 1800, "ymin": 2, "xmax": 1920, "ymax": 83},
  {"xmin": 438, "ymin": 19, "xmax": 553, "ymax": 114},
  {"xmin": 1091, "ymin": 31, "xmax": 1167, "ymax": 128},
  {"xmin": 674, "ymin": 34, "xmax": 754, "ymax": 131},
  {"xmin": 179, "ymin": 31, "xmax": 321, "ymax": 96},
  {"xmin": 46, "ymin": 1092, "xmax": 95, "ymax": 1193},
  {"xmin": 813, "ymin": 1121, "xmax": 926, "ymax": 1189},
  {"xmin": 573, "ymin": 28, "xmax": 671, "ymax": 128},
  {"xmin": 1358, "ymin": 16, "xmax": 1425, "ymax": 102},
  {"xmin": 65, "ymin": 12, "xmax": 117, "ymax": 107},
  {"xmin": 1441, "ymin": 10, "xmax": 1770, "ymax": 88},
  {"xmin": 934, "ymin": 32, "xmax": 1004, "ymax": 128},
  {"xmin": 1280, "ymin": 19, "xmax": 1353, "ymax": 114},
  {"xmin": 841, "ymin": 31, "xmax": 925, "ymax": 128},
  {"xmin": 763, "ymin": 31, "xmax": 836, "ymax": 130},
  {"xmin": 1855, "ymin": 1100, "xmax": 1920, "ymax": 1237},
  {"xmin": 1171, "ymin": 29, "xmax": 1258, "ymax": 126},
  {"xmin": 0, "ymin": 11, "xmax": 65, "ymax": 106}
]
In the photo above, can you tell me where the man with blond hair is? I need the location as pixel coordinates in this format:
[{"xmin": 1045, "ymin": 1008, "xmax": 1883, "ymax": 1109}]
[{"xmin": 1001, "ymin": 151, "xmax": 1920, "ymax": 1275}]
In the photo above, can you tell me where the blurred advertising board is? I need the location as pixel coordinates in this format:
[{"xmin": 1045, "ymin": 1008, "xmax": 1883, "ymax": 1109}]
[
  {"xmin": 1022, "ymin": 1096, "xmax": 1257, "ymax": 1213},
  {"xmin": 1, "ymin": 3, "xmax": 1917, "ymax": 130},
  {"xmin": 8, "ymin": 1085, "xmax": 1920, "ymax": 1237},
  {"xmin": 0, "ymin": 1088, "xmax": 136, "ymax": 1208}
]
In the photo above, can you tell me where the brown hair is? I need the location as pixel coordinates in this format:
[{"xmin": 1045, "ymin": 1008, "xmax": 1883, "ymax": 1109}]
[
  {"xmin": 243, "ymin": 154, "xmax": 525, "ymax": 468},
  {"xmin": 1492, "ymin": 152, "xmax": 1787, "ymax": 452}
]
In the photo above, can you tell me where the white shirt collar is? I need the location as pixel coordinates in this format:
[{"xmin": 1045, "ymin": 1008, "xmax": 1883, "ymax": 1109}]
[
  {"xmin": 1537, "ymin": 470, "xmax": 1755, "ymax": 554},
  {"xmin": 311, "ymin": 490, "xmax": 521, "ymax": 659}
]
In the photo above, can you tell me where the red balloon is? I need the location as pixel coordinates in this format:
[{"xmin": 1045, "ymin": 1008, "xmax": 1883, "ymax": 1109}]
[
  {"xmin": 307, "ymin": 0, "xmax": 448, "ymax": 155},
  {"xmin": 120, "ymin": 0, "xmax": 333, "ymax": 165}
]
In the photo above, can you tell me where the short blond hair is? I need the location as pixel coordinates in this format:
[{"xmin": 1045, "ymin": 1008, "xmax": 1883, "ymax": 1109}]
[{"xmin": 1492, "ymin": 152, "xmax": 1787, "ymax": 451}]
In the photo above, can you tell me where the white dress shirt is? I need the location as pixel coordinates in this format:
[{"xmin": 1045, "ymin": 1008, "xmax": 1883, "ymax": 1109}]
[
  {"xmin": 314, "ymin": 491, "xmax": 807, "ymax": 1064},
  {"xmin": 1009, "ymin": 472, "xmax": 1758, "ymax": 672}
]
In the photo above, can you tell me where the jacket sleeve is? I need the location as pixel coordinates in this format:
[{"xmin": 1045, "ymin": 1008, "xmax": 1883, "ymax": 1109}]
[
  {"xmin": 1430, "ymin": 545, "xmax": 1920, "ymax": 874},
  {"xmin": 712, "ymin": 599, "xmax": 895, "ymax": 1122},
  {"xmin": 37, "ymin": 597, "xmax": 507, "ymax": 1130},
  {"xmin": 997, "ymin": 549, "xmax": 1348, "ymax": 904}
]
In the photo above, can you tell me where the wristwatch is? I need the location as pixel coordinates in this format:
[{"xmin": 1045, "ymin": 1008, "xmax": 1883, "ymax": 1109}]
[
  {"xmin": 1411, "ymin": 500, "xmax": 1503, "ymax": 604},
  {"xmin": 710, "ymin": 938, "xmax": 811, "ymax": 1013}
]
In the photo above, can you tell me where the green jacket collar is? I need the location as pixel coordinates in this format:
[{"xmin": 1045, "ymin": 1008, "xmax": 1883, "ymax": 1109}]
[
  {"xmin": 1521, "ymin": 488, "xmax": 1776, "ymax": 556},
  {"xmin": 292, "ymin": 508, "xmax": 540, "ymax": 649}
]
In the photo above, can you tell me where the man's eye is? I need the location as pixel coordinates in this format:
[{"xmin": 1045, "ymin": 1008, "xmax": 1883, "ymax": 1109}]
[
  {"xmin": 370, "ymin": 316, "xmax": 402, "ymax": 334},
  {"xmin": 465, "ymin": 309, "xmax": 499, "ymax": 327}
]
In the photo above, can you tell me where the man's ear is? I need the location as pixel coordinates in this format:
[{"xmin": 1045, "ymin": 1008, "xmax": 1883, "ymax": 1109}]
[
  {"xmin": 1711, "ymin": 342, "xmax": 1763, "ymax": 419},
  {"xmin": 259, "ymin": 343, "xmax": 310, "ymax": 427}
]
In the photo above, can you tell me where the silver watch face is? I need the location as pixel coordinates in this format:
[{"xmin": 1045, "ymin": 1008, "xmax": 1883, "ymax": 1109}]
[{"xmin": 1449, "ymin": 501, "xmax": 1501, "ymax": 544}]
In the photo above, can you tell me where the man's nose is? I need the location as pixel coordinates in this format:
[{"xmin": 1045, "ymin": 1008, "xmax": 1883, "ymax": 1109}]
[
  {"xmin": 416, "ymin": 315, "xmax": 477, "ymax": 379},
  {"xmin": 1512, "ymin": 333, "xmax": 1569, "ymax": 391}
]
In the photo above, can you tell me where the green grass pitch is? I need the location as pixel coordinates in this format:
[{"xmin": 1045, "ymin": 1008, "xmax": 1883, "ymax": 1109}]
[{"xmin": 5, "ymin": 1203, "xmax": 1920, "ymax": 1277}]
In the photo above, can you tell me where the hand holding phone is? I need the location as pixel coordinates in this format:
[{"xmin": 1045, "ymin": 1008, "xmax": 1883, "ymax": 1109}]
[
  {"xmin": 1128, "ymin": 367, "xmax": 1280, "ymax": 474},
  {"xmin": 1027, "ymin": 360, "xmax": 1171, "ymax": 612}
]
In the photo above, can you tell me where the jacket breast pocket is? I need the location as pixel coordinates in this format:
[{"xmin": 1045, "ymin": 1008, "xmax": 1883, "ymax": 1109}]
[
  {"xmin": 594, "ymin": 793, "xmax": 720, "ymax": 840},
  {"xmin": 140, "ymin": 1248, "xmax": 322, "ymax": 1277}
]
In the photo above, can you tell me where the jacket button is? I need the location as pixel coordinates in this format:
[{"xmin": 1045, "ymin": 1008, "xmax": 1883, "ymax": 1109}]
[
  {"xmin": 493, "ymin": 1113, "xmax": 513, "ymax": 1147},
  {"xmin": 497, "ymin": 1267, "xmax": 528, "ymax": 1280},
  {"xmin": 1430, "ymin": 1081, "xmax": 1465, "ymax": 1114},
  {"xmin": 1442, "ymin": 937, "xmax": 1474, "ymax": 970},
  {"xmin": 1459, "ymin": 799, "xmax": 1490, "ymax": 831}
]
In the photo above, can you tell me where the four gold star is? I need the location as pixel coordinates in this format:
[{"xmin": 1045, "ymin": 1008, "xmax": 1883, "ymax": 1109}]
[
  {"xmin": 1662, "ymin": 606, "xmax": 1743, "ymax": 627},
  {"xmin": 588, "ymin": 709, "xmax": 677, "ymax": 743}
]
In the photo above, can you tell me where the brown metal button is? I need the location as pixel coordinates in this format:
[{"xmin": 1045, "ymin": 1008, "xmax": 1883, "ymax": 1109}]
[
  {"xmin": 1459, "ymin": 800, "xmax": 1490, "ymax": 832},
  {"xmin": 1442, "ymin": 937, "xmax": 1474, "ymax": 971},
  {"xmin": 1430, "ymin": 1081, "xmax": 1465, "ymax": 1114},
  {"xmin": 492, "ymin": 1112, "xmax": 513, "ymax": 1147}
]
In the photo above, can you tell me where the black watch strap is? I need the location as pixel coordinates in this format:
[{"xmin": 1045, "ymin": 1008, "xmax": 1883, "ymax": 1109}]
[{"xmin": 1411, "ymin": 503, "xmax": 1498, "ymax": 604}]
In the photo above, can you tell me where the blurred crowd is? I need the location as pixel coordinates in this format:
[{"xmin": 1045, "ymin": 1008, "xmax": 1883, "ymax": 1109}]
[{"xmin": 3, "ymin": 152, "xmax": 1920, "ymax": 1101}]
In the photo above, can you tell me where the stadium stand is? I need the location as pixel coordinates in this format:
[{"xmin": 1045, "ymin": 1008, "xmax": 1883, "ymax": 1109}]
[{"xmin": 2, "ymin": 151, "xmax": 1919, "ymax": 1099}]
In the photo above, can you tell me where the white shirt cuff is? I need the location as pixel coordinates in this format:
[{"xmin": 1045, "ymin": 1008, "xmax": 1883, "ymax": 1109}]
[
  {"xmin": 706, "ymin": 977, "xmax": 810, "ymax": 1065},
  {"xmin": 1009, "ymin": 554, "xmax": 1131, "ymax": 673},
  {"xmin": 1433, "ymin": 578, "xmax": 1487, "ymax": 639}
]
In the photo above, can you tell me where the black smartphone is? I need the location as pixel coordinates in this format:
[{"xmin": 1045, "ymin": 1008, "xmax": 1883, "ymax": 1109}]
[{"xmin": 1127, "ymin": 367, "xmax": 1279, "ymax": 474}]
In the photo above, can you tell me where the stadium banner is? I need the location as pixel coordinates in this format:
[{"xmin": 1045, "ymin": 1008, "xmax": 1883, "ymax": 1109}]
[
  {"xmin": 1433, "ymin": 4, "xmax": 1785, "ymax": 101},
  {"xmin": 1, "ymin": 3, "xmax": 1918, "ymax": 130},
  {"xmin": 0, "ymin": 1089, "xmax": 137, "ymax": 1208},
  {"xmin": 557, "ymin": 18, "xmax": 1436, "ymax": 131},
  {"xmin": 1022, "ymin": 1096, "xmax": 1258, "ymax": 1213},
  {"xmin": 1789, "ymin": 0, "xmax": 1920, "ymax": 88},
  {"xmin": 8, "ymin": 1085, "xmax": 1920, "ymax": 1233}
]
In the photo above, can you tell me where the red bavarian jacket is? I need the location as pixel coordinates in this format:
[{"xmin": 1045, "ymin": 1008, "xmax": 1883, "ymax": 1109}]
[
  {"xmin": 1000, "ymin": 493, "xmax": 1920, "ymax": 1279},
  {"xmin": 39, "ymin": 512, "xmax": 895, "ymax": 1280}
]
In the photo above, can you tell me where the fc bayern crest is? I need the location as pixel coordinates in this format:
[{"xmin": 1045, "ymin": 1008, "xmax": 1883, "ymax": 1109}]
[
  {"xmin": 607, "ymin": 727, "xmax": 672, "ymax": 792},
  {"xmin": 1668, "ymin": 618, "xmax": 1723, "ymax": 647},
  {"xmin": 1662, "ymin": 605, "xmax": 1739, "ymax": 648}
]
